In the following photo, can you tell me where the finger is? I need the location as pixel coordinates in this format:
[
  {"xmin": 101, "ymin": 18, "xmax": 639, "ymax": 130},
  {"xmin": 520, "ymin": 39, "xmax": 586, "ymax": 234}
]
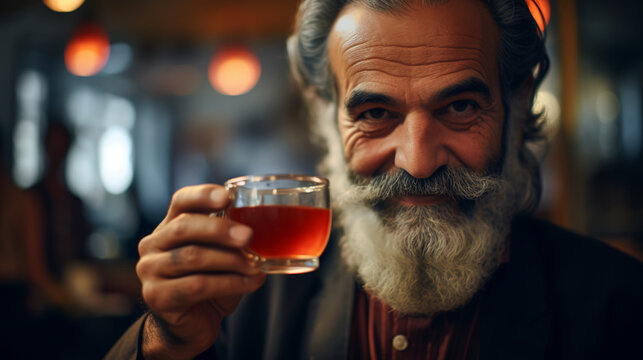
[
  {"xmin": 142, "ymin": 273, "xmax": 266, "ymax": 313},
  {"xmin": 137, "ymin": 244, "xmax": 259, "ymax": 279},
  {"xmin": 139, "ymin": 213, "xmax": 253, "ymax": 255},
  {"xmin": 161, "ymin": 184, "xmax": 231, "ymax": 226}
]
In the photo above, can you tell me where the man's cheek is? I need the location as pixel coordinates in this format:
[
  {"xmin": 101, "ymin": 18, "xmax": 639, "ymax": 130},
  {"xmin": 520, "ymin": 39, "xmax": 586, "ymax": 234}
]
[
  {"xmin": 469, "ymin": 114, "xmax": 504, "ymax": 163},
  {"xmin": 348, "ymin": 144, "xmax": 389, "ymax": 178},
  {"xmin": 339, "ymin": 122, "xmax": 366, "ymax": 162}
]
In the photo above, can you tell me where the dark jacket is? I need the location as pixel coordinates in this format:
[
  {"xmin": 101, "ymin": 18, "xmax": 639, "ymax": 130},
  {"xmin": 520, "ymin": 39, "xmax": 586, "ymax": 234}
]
[{"xmin": 106, "ymin": 217, "xmax": 643, "ymax": 359}]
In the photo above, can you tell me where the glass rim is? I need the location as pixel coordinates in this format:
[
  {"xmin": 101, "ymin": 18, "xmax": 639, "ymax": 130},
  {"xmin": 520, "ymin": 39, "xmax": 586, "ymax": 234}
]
[{"xmin": 224, "ymin": 174, "xmax": 329, "ymax": 193}]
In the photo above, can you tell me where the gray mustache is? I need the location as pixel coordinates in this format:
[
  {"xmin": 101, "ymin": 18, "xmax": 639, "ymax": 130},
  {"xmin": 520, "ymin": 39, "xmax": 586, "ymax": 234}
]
[{"xmin": 348, "ymin": 167, "xmax": 504, "ymax": 206}]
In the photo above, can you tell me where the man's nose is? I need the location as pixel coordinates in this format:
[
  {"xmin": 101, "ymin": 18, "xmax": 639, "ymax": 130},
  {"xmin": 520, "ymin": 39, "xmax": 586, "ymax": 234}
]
[{"xmin": 393, "ymin": 113, "xmax": 449, "ymax": 179}]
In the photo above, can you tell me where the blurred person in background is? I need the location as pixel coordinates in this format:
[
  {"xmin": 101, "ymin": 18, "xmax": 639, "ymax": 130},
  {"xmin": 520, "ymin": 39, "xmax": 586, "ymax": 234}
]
[
  {"xmin": 31, "ymin": 121, "xmax": 90, "ymax": 289},
  {"xmin": 0, "ymin": 122, "xmax": 83, "ymax": 357},
  {"xmin": 0, "ymin": 154, "xmax": 51, "ymax": 357},
  {"xmin": 108, "ymin": 0, "xmax": 643, "ymax": 359}
]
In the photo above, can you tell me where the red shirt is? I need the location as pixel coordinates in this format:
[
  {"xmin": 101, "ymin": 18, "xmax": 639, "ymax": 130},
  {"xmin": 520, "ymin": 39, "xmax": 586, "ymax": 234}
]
[
  {"xmin": 348, "ymin": 244, "xmax": 512, "ymax": 360},
  {"xmin": 349, "ymin": 287, "xmax": 481, "ymax": 360}
]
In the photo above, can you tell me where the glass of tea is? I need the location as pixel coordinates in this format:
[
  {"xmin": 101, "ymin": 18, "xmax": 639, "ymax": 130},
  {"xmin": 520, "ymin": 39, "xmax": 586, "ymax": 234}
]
[{"xmin": 224, "ymin": 174, "xmax": 331, "ymax": 274}]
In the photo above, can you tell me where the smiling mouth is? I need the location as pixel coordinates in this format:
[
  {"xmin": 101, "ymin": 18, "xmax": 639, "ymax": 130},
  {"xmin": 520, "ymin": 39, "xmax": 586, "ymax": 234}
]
[{"xmin": 396, "ymin": 194, "xmax": 450, "ymax": 206}]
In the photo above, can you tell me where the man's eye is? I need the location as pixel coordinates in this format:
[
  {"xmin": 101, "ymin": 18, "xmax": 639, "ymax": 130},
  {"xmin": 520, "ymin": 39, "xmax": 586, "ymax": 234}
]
[
  {"xmin": 352, "ymin": 107, "xmax": 401, "ymax": 136},
  {"xmin": 434, "ymin": 99, "xmax": 481, "ymax": 128},
  {"xmin": 360, "ymin": 108, "xmax": 391, "ymax": 120},
  {"xmin": 447, "ymin": 100, "xmax": 479, "ymax": 113}
]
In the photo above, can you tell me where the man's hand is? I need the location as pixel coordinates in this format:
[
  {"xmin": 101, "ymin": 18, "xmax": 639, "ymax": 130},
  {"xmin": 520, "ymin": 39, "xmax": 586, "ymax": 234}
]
[{"xmin": 136, "ymin": 184, "xmax": 266, "ymax": 359}]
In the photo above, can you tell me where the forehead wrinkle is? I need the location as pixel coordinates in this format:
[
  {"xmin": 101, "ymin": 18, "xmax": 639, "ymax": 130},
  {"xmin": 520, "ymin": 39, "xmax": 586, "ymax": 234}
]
[
  {"xmin": 348, "ymin": 67, "xmax": 405, "ymax": 81},
  {"xmin": 343, "ymin": 44, "xmax": 488, "ymax": 73},
  {"xmin": 338, "ymin": 33, "xmax": 487, "ymax": 60},
  {"xmin": 347, "ymin": 56, "xmax": 487, "ymax": 72},
  {"xmin": 347, "ymin": 58, "xmax": 490, "ymax": 85},
  {"xmin": 343, "ymin": 43, "xmax": 486, "ymax": 65},
  {"xmin": 344, "ymin": 79, "xmax": 398, "ymax": 97},
  {"xmin": 424, "ymin": 67, "xmax": 488, "ymax": 83},
  {"xmin": 340, "ymin": 32, "xmax": 487, "ymax": 49},
  {"xmin": 330, "ymin": 3, "xmax": 501, "ymax": 107},
  {"xmin": 345, "ymin": 42, "xmax": 485, "ymax": 53},
  {"xmin": 338, "ymin": 37, "xmax": 370, "ymax": 59}
]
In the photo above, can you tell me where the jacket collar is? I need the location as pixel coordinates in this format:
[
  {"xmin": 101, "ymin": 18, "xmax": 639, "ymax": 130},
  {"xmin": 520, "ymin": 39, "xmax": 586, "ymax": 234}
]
[
  {"xmin": 479, "ymin": 217, "xmax": 552, "ymax": 359},
  {"xmin": 305, "ymin": 217, "xmax": 552, "ymax": 359},
  {"xmin": 305, "ymin": 232, "xmax": 356, "ymax": 360}
]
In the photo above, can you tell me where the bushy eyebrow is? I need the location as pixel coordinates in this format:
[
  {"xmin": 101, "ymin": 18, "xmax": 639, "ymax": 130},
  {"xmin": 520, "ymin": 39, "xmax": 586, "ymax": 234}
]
[
  {"xmin": 345, "ymin": 90, "xmax": 397, "ymax": 113},
  {"xmin": 344, "ymin": 77, "xmax": 492, "ymax": 113},
  {"xmin": 434, "ymin": 77, "xmax": 491, "ymax": 104}
]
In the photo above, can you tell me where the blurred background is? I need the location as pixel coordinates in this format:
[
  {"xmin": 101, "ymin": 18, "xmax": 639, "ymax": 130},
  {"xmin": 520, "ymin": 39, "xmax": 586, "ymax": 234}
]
[{"xmin": 0, "ymin": 0, "xmax": 641, "ymax": 358}]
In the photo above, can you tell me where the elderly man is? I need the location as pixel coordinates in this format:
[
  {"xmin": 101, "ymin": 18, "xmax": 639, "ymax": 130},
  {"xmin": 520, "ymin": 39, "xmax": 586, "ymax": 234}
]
[{"xmin": 107, "ymin": 0, "xmax": 642, "ymax": 359}]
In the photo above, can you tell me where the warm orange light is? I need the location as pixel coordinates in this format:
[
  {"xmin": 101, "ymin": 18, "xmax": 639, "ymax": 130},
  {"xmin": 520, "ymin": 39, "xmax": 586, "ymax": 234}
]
[
  {"xmin": 65, "ymin": 23, "xmax": 110, "ymax": 77},
  {"xmin": 43, "ymin": 0, "xmax": 85, "ymax": 12},
  {"xmin": 526, "ymin": 0, "xmax": 551, "ymax": 34},
  {"xmin": 208, "ymin": 46, "xmax": 261, "ymax": 96}
]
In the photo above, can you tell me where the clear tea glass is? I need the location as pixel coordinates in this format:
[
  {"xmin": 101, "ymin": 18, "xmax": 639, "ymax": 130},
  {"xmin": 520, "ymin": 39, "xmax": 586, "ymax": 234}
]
[{"xmin": 224, "ymin": 174, "xmax": 331, "ymax": 274}]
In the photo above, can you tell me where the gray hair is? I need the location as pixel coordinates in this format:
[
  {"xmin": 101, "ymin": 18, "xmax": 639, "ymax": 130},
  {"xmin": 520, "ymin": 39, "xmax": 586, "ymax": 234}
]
[{"xmin": 287, "ymin": 0, "xmax": 549, "ymax": 213}]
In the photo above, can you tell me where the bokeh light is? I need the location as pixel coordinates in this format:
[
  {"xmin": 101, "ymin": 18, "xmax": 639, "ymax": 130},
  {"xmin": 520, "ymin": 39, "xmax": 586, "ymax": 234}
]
[
  {"xmin": 99, "ymin": 126, "xmax": 134, "ymax": 195},
  {"xmin": 65, "ymin": 23, "xmax": 110, "ymax": 77},
  {"xmin": 103, "ymin": 96, "xmax": 136, "ymax": 129},
  {"xmin": 526, "ymin": 0, "xmax": 551, "ymax": 34},
  {"xmin": 596, "ymin": 91, "xmax": 620, "ymax": 124},
  {"xmin": 43, "ymin": 0, "xmax": 85, "ymax": 12},
  {"xmin": 66, "ymin": 136, "xmax": 101, "ymax": 204},
  {"xmin": 208, "ymin": 45, "xmax": 261, "ymax": 96},
  {"xmin": 13, "ymin": 120, "xmax": 43, "ymax": 188},
  {"xmin": 13, "ymin": 70, "xmax": 47, "ymax": 188},
  {"xmin": 87, "ymin": 229, "xmax": 121, "ymax": 260},
  {"xmin": 101, "ymin": 43, "xmax": 133, "ymax": 75},
  {"xmin": 66, "ymin": 87, "xmax": 100, "ymax": 128}
]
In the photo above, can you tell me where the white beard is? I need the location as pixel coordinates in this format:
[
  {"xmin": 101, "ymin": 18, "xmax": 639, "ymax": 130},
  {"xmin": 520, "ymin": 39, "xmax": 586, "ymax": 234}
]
[
  {"xmin": 311, "ymin": 100, "xmax": 536, "ymax": 315},
  {"xmin": 338, "ymin": 178, "xmax": 512, "ymax": 315}
]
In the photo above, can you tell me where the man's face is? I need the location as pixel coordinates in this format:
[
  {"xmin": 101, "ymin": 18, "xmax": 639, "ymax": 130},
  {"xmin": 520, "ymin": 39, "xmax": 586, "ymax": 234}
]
[
  {"xmin": 322, "ymin": 0, "xmax": 530, "ymax": 315},
  {"xmin": 328, "ymin": 0, "xmax": 505, "ymax": 206}
]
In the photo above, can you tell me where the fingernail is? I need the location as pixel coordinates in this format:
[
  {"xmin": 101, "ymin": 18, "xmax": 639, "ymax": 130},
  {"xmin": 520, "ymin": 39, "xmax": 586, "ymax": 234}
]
[
  {"xmin": 229, "ymin": 225, "xmax": 252, "ymax": 245},
  {"xmin": 210, "ymin": 188, "xmax": 228, "ymax": 207}
]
